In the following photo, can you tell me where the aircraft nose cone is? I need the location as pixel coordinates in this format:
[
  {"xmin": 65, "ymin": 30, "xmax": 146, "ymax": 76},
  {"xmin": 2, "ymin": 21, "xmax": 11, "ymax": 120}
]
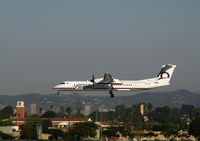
[{"xmin": 53, "ymin": 85, "xmax": 59, "ymax": 89}]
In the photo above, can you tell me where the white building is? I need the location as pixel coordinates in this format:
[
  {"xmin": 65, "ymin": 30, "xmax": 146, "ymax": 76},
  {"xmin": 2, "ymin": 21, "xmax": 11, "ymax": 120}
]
[
  {"xmin": 82, "ymin": 105, "xmax": 91, "ymax": 116},
  {"xmin": 29, "ymin": 103, "xmax": 37, "ymax": 116}
]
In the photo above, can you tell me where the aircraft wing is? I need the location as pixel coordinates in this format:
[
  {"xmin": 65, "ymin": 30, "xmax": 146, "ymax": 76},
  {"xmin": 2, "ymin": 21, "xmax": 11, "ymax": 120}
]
[{"xmin": 102, "ymin": 73, "xmax": 114, "ymax": 84}]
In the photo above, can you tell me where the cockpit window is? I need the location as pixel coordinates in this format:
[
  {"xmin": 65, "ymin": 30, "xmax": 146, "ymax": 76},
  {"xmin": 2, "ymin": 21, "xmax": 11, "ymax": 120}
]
[{"xmin": 60, "ymin": 82, "xmax": 65, "ymax": 84}]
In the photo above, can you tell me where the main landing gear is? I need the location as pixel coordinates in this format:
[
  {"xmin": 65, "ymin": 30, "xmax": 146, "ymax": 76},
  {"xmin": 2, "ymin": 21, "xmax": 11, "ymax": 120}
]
[{"xmin": 109, "ymin": 90, "xmax": 114, "ymax": 98}]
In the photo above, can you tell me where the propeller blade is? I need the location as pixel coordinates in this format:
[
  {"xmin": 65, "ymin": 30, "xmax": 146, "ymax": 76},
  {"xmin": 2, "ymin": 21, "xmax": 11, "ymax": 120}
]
[{"xmin": 90, "ymin": 74, "xmax": 95, "ymax": 84}]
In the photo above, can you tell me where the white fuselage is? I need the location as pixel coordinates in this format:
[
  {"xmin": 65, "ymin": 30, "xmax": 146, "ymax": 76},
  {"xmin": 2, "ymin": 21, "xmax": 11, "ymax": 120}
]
[
  {"xmin": 53, "ymin": 78, "xmax": 169, "ymax": 92},
  {"xmin": 53, "ymin": 64, "xmax": 176, "ymax": 95}
]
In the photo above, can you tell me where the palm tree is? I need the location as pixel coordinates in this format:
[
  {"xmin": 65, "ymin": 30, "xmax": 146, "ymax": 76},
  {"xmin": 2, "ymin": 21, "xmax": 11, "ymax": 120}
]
[
  {"xmin": 65, "ymin": 107, "xmax": 73, "ymax": 130},
  {"xmin": 147, "ymin": 103, "xmax": 153, "ymax": 113},
  {"xmin": 147, "ymin": 103, "xmax": 154, "ymax": 130},
  {"xmin": 65, "ymin": 107, "xmax": 73, "ymax": 118}
]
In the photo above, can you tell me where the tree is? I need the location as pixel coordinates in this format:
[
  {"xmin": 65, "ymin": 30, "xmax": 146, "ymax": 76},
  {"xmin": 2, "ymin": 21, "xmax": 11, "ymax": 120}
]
[
  {"xmin": 64, "ymin": 122, "xmax": 98, "ymax": 140},
  {"xmin": 181, "ymin": 104, "xmax": 195, "ymax": 116},
  {"xmin": 115, "ymin": 104, "xmax": 126, "ymax": 113},
  {"xmin": 154, "ymin": 106, "xmax": 173, "ymax": 123},
  {"xmin": 0, "ymin": 106, "xmax": 14, "ymax": 119},
  {"xmin": 115, "ymin": 104, "xmax": 126, "ymax": 121},
  {"xmin": 153, "ymin": 106, "xmax": 180, "ymax": 136},
  {"xmin": 41, "ymin": 111, "xmax": 57, "ymax": 118},
  {"xmin": 103, "ymin": 122, "xmax": 134, "ymax": 139},
  {"xmin": 20, "ymin": 118, "xmax": 53, "ymax": 140},
  {"xmin": 189, "ymin": 117, "xmax": 200, "ymax": 139},
  {"xmin": 0, "ymin": 120, "xmax": 13, "ymax": 126},
  {"xmin": 103, "ymin": 127, "xmax": 118, "ymax": 138},
  {"xmin": 42, "ymin": 120, "xmax": 52, "ymax": 133},
  {"xmin": 0, "ymin": 131, "xmax": 14, "ymax": 140},
  {"xmin": 65, "ymin": 107, "xmax": 73, "ymax": 118},
  {"xmin": 20, "ymin": 120, "xmax": 38, "ymax": 139},
  {"xmin": 123, "ymin": 107, "xmax": 134, "ymax": 122},
  {"xmin": 147, "ymin": 103, "xmax": 153, "ymax": 113},
  {"xmin": 103, "ymin": 125, "xmax": 120, "ymax": 138},
  {"xmin": 48, "ymin": 129, "xmax": 64, "ymax": 140}
]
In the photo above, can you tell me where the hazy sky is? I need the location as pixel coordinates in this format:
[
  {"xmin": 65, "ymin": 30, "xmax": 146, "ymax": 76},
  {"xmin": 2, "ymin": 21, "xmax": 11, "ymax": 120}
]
[{"xmin": 0, "ymin": 1, "xmax": 200, "ymax": 95}]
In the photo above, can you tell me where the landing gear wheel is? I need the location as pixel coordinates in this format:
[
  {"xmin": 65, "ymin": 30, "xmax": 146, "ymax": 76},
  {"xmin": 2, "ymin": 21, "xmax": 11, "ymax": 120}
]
[{"xmin": 109, "ymin": 90, "xmax": 114, "ymax": 98}]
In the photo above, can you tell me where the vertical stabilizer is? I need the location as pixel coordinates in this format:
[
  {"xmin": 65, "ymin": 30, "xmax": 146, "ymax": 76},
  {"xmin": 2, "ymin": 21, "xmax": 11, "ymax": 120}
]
[{"xmin": 157, "ymin": 64, "xmax": 176, "ymax": 83}]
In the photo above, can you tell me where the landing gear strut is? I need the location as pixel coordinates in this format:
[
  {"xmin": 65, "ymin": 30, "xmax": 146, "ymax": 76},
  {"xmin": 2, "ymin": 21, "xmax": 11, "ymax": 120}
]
[
  {"xmin": 57, "ymin": 91, "xmax": 60, "ymax": 95},
  {"xmin": 109, "ymin": 90, "xmax": 114, "ymax": 98}
]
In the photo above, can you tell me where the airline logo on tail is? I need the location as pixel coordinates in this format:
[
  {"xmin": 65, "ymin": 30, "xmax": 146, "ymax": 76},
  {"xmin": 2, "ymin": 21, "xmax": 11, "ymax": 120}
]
[{"xmin": 157, "ymin": 64, "xmax": 176, "ymax": 81}]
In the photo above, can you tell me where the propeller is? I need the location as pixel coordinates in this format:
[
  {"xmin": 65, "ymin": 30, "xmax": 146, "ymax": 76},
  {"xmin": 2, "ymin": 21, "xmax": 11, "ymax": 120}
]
[{"xmin": 90, "ymin": 74, "xmax": 95, "ymax": 86}]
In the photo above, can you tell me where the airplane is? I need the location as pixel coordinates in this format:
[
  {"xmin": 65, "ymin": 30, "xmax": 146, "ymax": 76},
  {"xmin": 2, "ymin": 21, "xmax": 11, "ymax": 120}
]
[{"xmin": 53, "ymin": 64, "xmax": 176, "ymax": 98}]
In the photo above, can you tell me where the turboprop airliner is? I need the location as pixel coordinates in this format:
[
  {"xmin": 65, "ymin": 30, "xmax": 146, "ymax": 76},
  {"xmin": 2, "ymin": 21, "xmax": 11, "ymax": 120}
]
[{"xmin": 53, "ymin": 64, "xmax": 176, "ymax": 98}]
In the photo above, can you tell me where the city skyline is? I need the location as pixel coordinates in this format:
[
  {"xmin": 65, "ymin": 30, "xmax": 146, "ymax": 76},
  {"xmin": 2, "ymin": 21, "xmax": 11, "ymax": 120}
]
[{"xmin": 0, "ymin": 1, "xmax": 200, "ymax": 95}]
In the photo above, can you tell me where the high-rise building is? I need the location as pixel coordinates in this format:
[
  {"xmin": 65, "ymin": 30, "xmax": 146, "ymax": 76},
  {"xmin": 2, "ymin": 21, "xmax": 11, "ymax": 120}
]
[
  {"xmin": 82, "ymin": 105, "xmax": 91, "ymax": 116},
  {"xmin": 29, "ymin": 104, "xmax": 37, "ymax": 116},
  {"xmin": 39, "ymin": 108, "xmax": 45, "ymax": 116},
  {"xmin": 140, "ymin": 103, "xmax": 145, "ymax": 116},
  {"xmin": 16, "ymin": 100, "xmax": 25, "ymax": 118},
  {"xmin": 50, "ymin": 105, "xmax": 60, "ymax": 113}
]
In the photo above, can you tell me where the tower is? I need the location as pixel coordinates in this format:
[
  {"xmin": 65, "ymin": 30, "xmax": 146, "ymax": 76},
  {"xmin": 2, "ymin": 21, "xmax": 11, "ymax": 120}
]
[
  {"xmin": 16, "ymin": 100, "xmax": 25, "ymax": 118},
  {"xmin": 140, "ymin": 103, "xmax": 145, "ymax": 116}
]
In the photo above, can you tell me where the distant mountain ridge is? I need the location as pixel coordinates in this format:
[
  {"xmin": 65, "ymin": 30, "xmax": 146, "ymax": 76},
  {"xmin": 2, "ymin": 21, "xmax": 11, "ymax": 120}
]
[{"xmin": 0, "ymin": 89, "xmax": 199, "ymax": 111}]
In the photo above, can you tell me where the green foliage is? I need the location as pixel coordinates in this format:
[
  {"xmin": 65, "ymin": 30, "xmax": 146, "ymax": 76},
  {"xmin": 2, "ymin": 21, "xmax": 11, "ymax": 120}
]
[
  {"xmin": 20, "ymin": 120, "xmax": 38, "ymax": 139},
  {"xmin": 0, "ymin": 120, "xmax": 13, "ymax": 126},
  {"xmin": 147, "ymin": 103, "xmax": 153, "ymax": 112},
  {"xmin": 0, "ymin": 131, "xmax": 14, "ymax": 140},
  {"xmin": 90, "ymin": 103, "xmax": 143, "ymax": 124},
  {"xmin": 194, "ymin": 107, "xmax": 200, "ymax": 116},
  {"xmin": 90, "ymin": 110, "xmax": 116, "ymax": 122},
  {"xmin": 0, "ymin": 106, "xmax": 14, "ymax": 119},
  {"xmin": 115, "ymin": 104, "xmax": 126, "ymax": 113},
  {"xmin": 65, "ymin": 107, "xmax": 73, "ymax": 118},
  {"xmin": 152, "ymin": 124, "xmax": 163, "ymax": 131},
  {"xmin": 154, "ymin": 106, "xmax": 172, "ymax": 122},
  {"xmin": 152, "ymin": 122, "xmax": 179, "ymax": 136},
  {"xmin": 189, "ymin": 116, "xmax": 200, "ymax": 137},
  {"xmin": 154, "ymin": 106, "xmax": 180, "ymax": 126},
  {"xmin": 42, "ymin": 120, "xmax": 52, "ymax": 133},
  {"xmin": 48, "ymin": 129, "xmax": 64, "ymax": 140},
  {"xmin": 181, "ymin": 104, "xmax": 195, "ymax": 116},
  {"xmin": 162, "ymin": 124, "xmax": 179, "ymax": 137},
  {"xmin": 1, "ymin": 106, "xmax": 13, "ymax": 115},
  {"xmin": 91, "ymin": 103, "xmax": 200, "ymax": 139},
  {"xmin": 20, "ymin": 118, "xmax": 52, "ymax": 139},
  {"xmin": 41, "ymin": 111, "xmax": 58, "ymax": 118},
  {"xmin": 64, "ymin": 122, "xmax": 98, "ymax": 140},
  {"xmin": 103, "ymin": 122, "xmax": 134, "ymax": 138},
  {"xmin": 103, "ymin": 126, "xmax": 120, "ymax": 137},
  {"xmin": 16, "ymin": 103, "xmax": 200, "ymax": 140},
  {"xmin": 29, "ymin": 114, "xmax": 40, "ymax": 118},
  {"xmin": 115, "ymin": 104, "xmax": 126, "ymax": 121}
]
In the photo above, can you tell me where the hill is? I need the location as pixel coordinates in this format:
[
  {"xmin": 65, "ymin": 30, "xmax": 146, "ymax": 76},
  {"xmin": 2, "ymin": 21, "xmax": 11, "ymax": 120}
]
[{"xmin": 0, "ymin": 89, "xmax": 199, "ymax": 111}]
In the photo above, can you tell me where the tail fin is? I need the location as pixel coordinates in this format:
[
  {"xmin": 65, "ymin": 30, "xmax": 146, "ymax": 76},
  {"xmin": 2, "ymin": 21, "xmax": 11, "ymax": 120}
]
[{"xmin": 157, "ymin": 64, "xmax": 176, "ymax": 83}]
